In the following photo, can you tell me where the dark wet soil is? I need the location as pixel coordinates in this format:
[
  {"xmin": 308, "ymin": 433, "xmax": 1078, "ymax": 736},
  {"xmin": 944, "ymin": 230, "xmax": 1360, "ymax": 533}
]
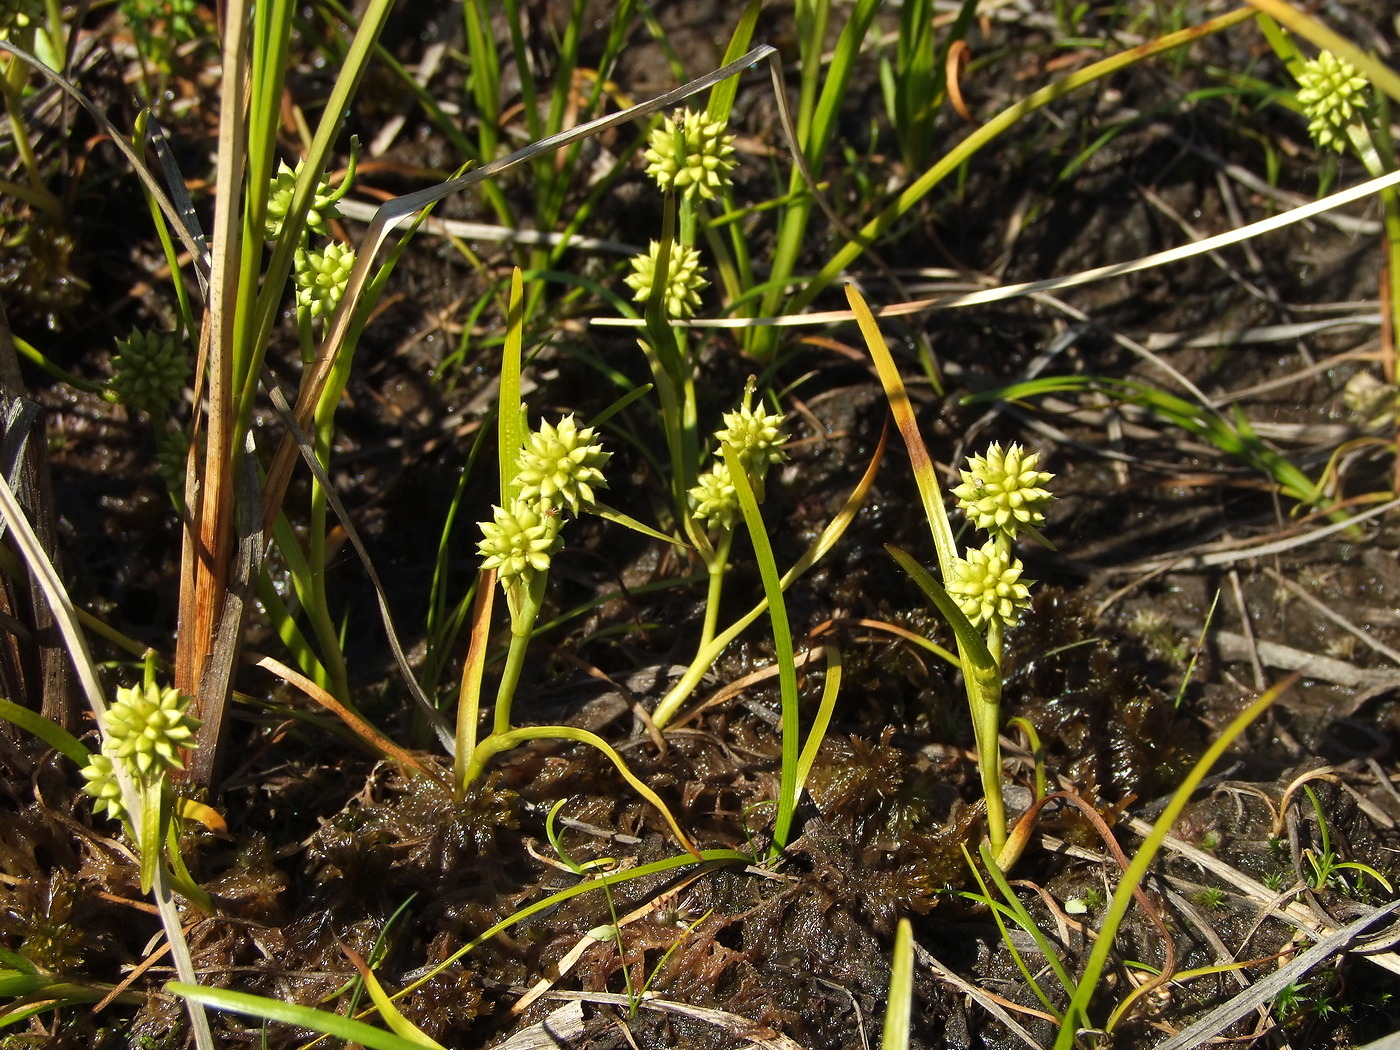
[{"xmin": 4, "ymin": 3, "xmax": 1400, "ymax": 1049}]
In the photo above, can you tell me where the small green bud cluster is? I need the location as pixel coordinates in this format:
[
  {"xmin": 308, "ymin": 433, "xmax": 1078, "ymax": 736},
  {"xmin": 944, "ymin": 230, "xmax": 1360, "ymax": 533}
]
[
  {"xmin": 81, "ymin": 680, "xmax": 200, "ymax": 822},
  {"xmin": 1295, "ymin": 52, "xmax": 1370, "ymax": 154},
  {"xmin": 154, "ymin": 427, "xmax": 192, "ymax": 494},
  {"xmin": 111, "ymin": 329, "xmax": 188, "ymax": 415},
  {"xmin": 1343, "ymin": 371, "xmax": 1398, "ymax": 429},
  {"xmin": 0, "ymin": 0, "xmax": 43, "ymax": 45},
  {"xmin": 265, "ymin": 159, "xmax": 344, "ymax": 241},
  {"xmin": 269, "ymin": 156, "xmax": 357, "ymax": 328},
  {"xmin": 624, "ymin": 241, "xmax": 709, "ymax": 319},
  {"xmin": 688, "ymin": 466, "xmax": 739, "ymax": 531},
  {"xmin": 946, "ymin": 443, "xmax": 1054, "ymax": 631},
  {"xmin": 643, "ymin": 109, "xmax": 737, "ymax": 201},
  {"xmin": 478, "ymin": 416, "xmax": 610, "ymax": 585},
  {"xmin": 294, "ymin": 241, "xmax": 355, "ymax": 319},
  {"xmin": 688, "ymin": 382, "xmax": 788, "ymax": 532}
]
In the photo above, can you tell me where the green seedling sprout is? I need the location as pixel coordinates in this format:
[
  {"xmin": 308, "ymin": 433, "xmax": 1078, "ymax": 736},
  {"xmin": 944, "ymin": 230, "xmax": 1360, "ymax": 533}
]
[
  {"xmin": 544, "ymin": 799, "xmax": 642, "ymax": 1010},
  {"xmin": 1300, "ymin": 784, "xmax": 1394, "ymax": 896}
]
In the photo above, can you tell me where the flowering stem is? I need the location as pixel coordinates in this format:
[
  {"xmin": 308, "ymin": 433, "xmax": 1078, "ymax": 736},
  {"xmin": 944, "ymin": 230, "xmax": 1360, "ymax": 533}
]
[
  {"xmin": 698, "ymin": 529, "xmax": 734, "ymax": 653},
  {"xmin": 305, "ymin": 406, "xmax": 350, "ymax": 701},
  {"xmin": 978, "ymin": 614, "xmax": 1007, "ymax": 857},
  {"xmin": 493, "ymin": 575, "xmax": 545, "ymax": 735}
]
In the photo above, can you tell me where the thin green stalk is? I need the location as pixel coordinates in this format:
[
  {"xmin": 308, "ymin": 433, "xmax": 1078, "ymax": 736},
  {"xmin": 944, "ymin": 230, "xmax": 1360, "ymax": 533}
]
[
  {"xmin": 793, "ymin": 646, "xmax": 841, "ymax": 799},
  {"xmin": 305, "ymin": 414, "xmax": 350, "ymax": 701},
  {"xmin": 132, "ymin": 113, "xmax": 197, "ymax": 340},
  {"xmin": 750, "ymin": 0, "xmax": 879, "ymax": 358},
  {"xmin": 964, "ymin": 847, "xmax": 1067, "ymax": 1018},
  {"xmin": 979, "ymin": 615, "xmax": 1006, "ymax": 853},
  {"xmin": 0, "ymin": 79, "xmax": 49, "ymax": 206},
  {"xmin": 881, "ymin": 919, "xmax": 915, "ymax": 1050},
  {"xmin": 492, "ymin": 582, "xmax": 544, "ymax": 735},
  {"xmin": 698, "ymin": 529, "xmax": 734, "ymax": 651},
  {"xmin": 239, "ymin": 0, "xmax": 396, "ymax": 437},
  {"xmin": 452, "ymin": 569, "xmax": 494, "ymax": 799},
  {"xmin": 254, "ymin": 568, "xmax": 331, "ymax": 690},
  {"xmin": 651, "ymin": 422, "xmax": 884, "ymax": 729},
  {"xmin": 853, "ymin": 284, "xmax": 1009, "ymax": 855}
]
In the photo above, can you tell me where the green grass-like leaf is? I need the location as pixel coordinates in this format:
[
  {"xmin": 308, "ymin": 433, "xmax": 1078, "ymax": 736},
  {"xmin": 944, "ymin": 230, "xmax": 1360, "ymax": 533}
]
[
  {"xmin": 880, "ymin": 918, "xmax": 915, "ymax": 1050},
  {"xmin": 1054, "ymin": 675, "xmax": 1296, "ymax": 1047},
  {"xmin": 724, "ymin": 443, "xmax": 800, "ymax": 854},
  {"xmin": 167, "ymin": 983, "xmax": 443, "ymax": 1050},
  {"xmin": 0, "ymin": 697, "xmax": 91, "ymax": 766}
]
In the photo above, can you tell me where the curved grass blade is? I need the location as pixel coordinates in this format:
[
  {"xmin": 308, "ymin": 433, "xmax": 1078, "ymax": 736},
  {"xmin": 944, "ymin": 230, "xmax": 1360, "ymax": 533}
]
[
  {"xmin": 789, "ymin": 8, "xmax": 1258, "ymax": 315},
  {"xmin": 793, "ymin": 646, "xmax": 842, "ymax": 801},
  {"xmin": 1054, "ymin": 675, "xmax": 1300, "ymax": 1048},
  {"xmin": 340, "ymin": 944, "xmax": 446, "ymax": 1050},
  {"xmin": 0, "ymin": 697, "xmax": 89, "ymax": 766},
  {"xmin": 168, "ymin": 983, "xmax": 443, "ymax": 1050},
  {"xmin": 462, "ymin": 725, "xmax": 702, "ymax": 858}
]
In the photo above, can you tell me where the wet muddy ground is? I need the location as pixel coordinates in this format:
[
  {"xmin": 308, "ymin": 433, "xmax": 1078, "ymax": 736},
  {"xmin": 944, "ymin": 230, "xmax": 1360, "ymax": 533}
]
[{"xmin": 4, "ymin": 2, "xmax": 1400, "ymax": 1048}]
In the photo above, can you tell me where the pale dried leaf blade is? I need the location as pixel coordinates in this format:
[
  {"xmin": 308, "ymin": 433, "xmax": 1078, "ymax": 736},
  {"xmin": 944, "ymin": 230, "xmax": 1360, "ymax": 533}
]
[{"xmin": 1153, "ymin": 899, "xmax": 1400, "ymax": 1050}]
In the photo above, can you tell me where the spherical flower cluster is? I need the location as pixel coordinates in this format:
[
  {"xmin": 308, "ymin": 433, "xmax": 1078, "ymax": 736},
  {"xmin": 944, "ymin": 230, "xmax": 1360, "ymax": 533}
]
[
  {"xmin": 624, "ymin": 241, "xmax": 708, "ymax": 318},
  {"xmin": 111, "ymin": 329, "xmax": 188, "ymax": 415},
  {"xmin": 643, "ymin": 109, "xmax": 736, "ymax": 201},
  {"xmin": 688, "ymin": 463, "xmax": 738, "ymax": 531},
  {"xmin": 1296, "ymin": 52, "xmax": 1370, "ymax": 153},
  {"xmin": 265, "ymin": 160, "xmax": 343, "ymax": 240},
  {"xmin": 294, "ymin": 241, "xmax": 355, "ymax": 319},
  {"xmin": 80, "ymin": 751, "xmax": 127, "ymax": 821},
  {"xmin": 715, "ymin": 390, "xmax": 788, "ymax": 475},
  {"xmin": 952, "ymin": 442, "xmax": 1053, "ymax": 538},
  {"xmin": 514, "ymin": 415, "xmax": 611, "ymax": 515},
  {"xmin": 477, "ymin": 499, "xmax": 564, "ymax": 583},
  {"xmin": 947, "ymin": 540, "xmax": 1033, "ymax": 630},
  {"xmin": 102, "ymin": 680, "xmax": 201, "ymax": 779}
]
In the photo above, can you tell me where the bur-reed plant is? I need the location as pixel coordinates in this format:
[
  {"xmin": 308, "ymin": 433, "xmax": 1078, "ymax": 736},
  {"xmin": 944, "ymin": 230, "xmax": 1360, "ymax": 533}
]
[{"xmin": 849, "ymin": 285, "xmax": 1039, "ymax": 862}]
